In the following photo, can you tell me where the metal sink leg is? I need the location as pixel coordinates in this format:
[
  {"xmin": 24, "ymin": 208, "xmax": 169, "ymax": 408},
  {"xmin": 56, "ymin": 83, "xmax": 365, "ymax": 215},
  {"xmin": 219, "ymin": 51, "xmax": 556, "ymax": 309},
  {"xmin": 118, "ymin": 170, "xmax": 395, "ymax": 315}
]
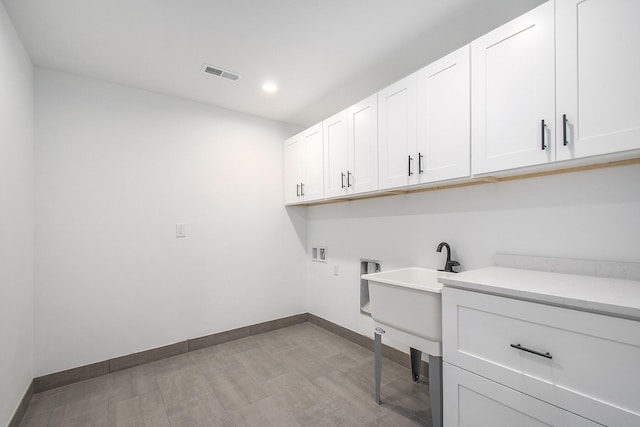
[
  {"xmin": 374, "ymin": 331, "xmax": 382, "ymax": 404},
  {"xmin": 429, "ymin": 355, "xmax": 443, "ymax": 427}
]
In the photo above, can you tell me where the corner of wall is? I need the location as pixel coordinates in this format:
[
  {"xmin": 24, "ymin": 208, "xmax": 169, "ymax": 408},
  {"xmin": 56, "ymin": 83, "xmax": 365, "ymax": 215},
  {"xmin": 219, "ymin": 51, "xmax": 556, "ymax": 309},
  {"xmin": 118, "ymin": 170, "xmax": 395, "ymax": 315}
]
[{"xmin": 0, "ymin": 2, "xmax": 35, "ymax": 425}]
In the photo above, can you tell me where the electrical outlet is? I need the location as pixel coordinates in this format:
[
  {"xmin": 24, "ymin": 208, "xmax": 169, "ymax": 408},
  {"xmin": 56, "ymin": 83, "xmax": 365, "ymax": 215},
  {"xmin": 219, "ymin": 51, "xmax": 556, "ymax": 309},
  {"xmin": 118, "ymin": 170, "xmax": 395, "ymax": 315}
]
[
  {"xmin": 311, "ymin": 245, "xmax": 327, "ymax": 263},
  {"xmin": 176, "ymin": 223, "xmax": 186, "ymax": 238},
  {"xmin": 319, "ymin": 247, "xmax": 327, "ymax": 262}
]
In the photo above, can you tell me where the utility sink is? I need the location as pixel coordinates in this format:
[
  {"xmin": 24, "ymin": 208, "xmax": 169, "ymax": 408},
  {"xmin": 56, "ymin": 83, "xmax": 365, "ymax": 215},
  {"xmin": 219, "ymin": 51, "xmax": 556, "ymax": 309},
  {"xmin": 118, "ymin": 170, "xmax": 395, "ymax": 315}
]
[{"xmin": 361, "ymin": 267, "xmax": 453, "ymax": 357}]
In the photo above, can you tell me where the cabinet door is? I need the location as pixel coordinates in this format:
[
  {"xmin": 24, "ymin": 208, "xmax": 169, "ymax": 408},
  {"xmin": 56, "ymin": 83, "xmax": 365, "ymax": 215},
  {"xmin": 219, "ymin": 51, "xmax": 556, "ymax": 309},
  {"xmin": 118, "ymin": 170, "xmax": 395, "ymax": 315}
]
[
  {"xmin": 378, "ymin": 74, "xmax": 417, "ymax": 189},
  {"xmin": 416, "ymin": 45, "xmax": 470, "ymax": 183},
  {"xmin": 323, "ymin": 111, "xmax": 349, "ymax": 198},
  {"xmin": 471, "ymin": 1, "xmax": 555, "ymax": 175},
  {"xmin": 556, "ymin": 0, "xmax": 640, "ymax": 161},
  {"xmin": 283, "ymin": 135, "xmax": 303, "ymax": 205},
  {"xmin": 444, "ymin": 363, "xmax": 601, "ymax": 427},
  {"xmin": 347, "ymin": 94, "xmax": 378, "ymax": 195},
  {"xmin": 442, "ymin": 286, "xmax": 640, "ymax": 426},
  {"xmin": 302, "ymin": 123, "xmax": 324, "ymax": 202}
]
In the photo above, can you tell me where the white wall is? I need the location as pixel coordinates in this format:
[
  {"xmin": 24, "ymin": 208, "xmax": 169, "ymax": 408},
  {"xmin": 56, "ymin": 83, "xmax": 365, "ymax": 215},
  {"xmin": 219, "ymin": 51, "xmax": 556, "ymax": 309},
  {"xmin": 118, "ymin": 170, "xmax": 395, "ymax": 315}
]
[
  {"xmin": 0, "ymin": 3, "xmax": 34, "ymax": 424},
  {"xmin": 34, "ymin": 69, "xmax": 306, "ymax": 376},
  {"xmin": 306, "ymin": 164, "xmax": 640, "ymax": 349}
]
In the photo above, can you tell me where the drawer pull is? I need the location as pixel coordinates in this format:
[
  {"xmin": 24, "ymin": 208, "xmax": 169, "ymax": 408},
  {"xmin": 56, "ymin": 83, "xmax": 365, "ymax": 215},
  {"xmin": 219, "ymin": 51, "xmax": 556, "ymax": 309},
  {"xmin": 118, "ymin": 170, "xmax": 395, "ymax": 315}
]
[
  {"xmin": 541, "ymin": 119, "xmax": 547, "ymax": 150},
  {"xmin": 510, "ymin": 343, "xmax": 552, "ymax": 359}
]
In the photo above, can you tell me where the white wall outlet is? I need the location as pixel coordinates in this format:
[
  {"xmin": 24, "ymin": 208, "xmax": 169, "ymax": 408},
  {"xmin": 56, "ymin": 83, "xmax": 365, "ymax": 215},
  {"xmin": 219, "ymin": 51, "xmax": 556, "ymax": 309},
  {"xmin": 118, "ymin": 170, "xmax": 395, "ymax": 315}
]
[
  {"xmin": 333, "ymin": 264, "xmax": 340, "ymax": 276},
  {"xmin": 176, "ymin": 223, "xmax": 186, "ymax": 238}
]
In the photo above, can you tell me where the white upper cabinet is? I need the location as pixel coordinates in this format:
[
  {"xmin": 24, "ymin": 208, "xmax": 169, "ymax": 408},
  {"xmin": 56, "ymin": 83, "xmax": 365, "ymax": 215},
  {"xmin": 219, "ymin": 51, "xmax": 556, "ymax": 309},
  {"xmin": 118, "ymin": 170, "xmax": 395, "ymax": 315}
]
[
  {"xmin": 323, "ymin": 111, "xmax": 349, "ymax": 199},
  {"xmin": 471, "ymin": 1, "xmax": 555, "ymax": 175},
  {"xmin": 347, "ymin": 94, "xmax": 378, "ymax": 195},
  {"xmin": 556, "ymin": 0, "xmax": 640, "ymax": 161},
  {"xmin": 378, "ymin": 47, "xmax": 471, "ymax": 190},
  {"xmin": 324, "ymin": 95, "xmax": 378, "ymax": 198},
  {"xmin": 302, "ymin": 123, "xmax": 324, "ymax": 202},
  {"xmin": 284, "ymin": 124, "xmax": 324, "ymax": 205},
  {"xmin": 378, "ymin": 74, "xmax": 417, "ymax": 190},
  {"xmin": 285, "ymin": 0, "xmax": 640, "ymax": 205},
  {"xmin": 416, "ymin": 45, "xmax": 470, "ymax": 183},
  {"xmin": 283, "ymin": 133, "xmax": 303, "ymax": 205}
]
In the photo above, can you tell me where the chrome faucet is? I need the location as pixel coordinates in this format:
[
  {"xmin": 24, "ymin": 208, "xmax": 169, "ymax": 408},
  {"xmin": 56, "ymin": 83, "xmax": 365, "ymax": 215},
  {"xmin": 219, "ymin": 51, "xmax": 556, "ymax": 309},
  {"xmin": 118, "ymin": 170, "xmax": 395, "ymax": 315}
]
[{"xmin": 436, "ymin": 242, "xmax": 460, "ymax": 273}]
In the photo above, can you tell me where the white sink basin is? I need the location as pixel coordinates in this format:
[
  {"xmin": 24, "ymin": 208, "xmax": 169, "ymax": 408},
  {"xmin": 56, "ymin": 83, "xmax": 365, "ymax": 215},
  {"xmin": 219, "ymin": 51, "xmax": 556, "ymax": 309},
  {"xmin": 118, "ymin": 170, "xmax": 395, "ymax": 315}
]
[{"xmin": 361, "ymin": 267, "xmax": 453, "ymax": 356}]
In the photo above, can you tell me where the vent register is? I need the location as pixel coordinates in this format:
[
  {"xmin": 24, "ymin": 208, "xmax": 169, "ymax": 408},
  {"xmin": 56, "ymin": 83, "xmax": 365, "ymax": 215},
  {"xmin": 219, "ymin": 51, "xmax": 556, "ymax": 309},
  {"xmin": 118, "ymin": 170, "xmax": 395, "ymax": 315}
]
[{"xmin": 201, "ymin": 64, "xmax": 240, "ymax": 81}]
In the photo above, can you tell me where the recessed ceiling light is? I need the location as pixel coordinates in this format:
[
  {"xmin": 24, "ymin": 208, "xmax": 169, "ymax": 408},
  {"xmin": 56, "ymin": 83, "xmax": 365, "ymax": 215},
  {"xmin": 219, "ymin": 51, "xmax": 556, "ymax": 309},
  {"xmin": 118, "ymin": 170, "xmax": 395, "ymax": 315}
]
[{"xmin": 262, "ymin": 82, "xmax": 278, "ymax": 93}]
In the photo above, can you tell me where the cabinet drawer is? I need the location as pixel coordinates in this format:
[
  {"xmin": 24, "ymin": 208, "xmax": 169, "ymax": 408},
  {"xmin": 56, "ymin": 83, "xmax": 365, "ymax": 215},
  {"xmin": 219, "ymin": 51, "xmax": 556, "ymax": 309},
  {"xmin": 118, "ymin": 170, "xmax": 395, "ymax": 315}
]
[
  {"xmin": 442, "ymin": 287, "xmax": 640, "ymax": 426},
  {"xmin": 443, "ymin": 363, "xmax": 601, "ymax": 427}
]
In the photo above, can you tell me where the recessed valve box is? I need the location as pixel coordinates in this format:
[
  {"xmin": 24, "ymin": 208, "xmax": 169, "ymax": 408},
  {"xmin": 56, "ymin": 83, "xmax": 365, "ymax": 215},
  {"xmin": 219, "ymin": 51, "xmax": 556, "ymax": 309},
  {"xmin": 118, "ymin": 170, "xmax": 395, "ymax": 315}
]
[{"xmin": 360, "ymin": 259, "xmax": 381, "ymax": 316}]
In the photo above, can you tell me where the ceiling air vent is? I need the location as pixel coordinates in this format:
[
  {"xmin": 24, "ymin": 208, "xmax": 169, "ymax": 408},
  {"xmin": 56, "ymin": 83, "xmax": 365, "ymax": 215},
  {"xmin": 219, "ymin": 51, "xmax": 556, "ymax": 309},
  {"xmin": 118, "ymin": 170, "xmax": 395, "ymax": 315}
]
[{"xmin": 201, "ymin": 64, "xmax": 240, "ymax": 81}]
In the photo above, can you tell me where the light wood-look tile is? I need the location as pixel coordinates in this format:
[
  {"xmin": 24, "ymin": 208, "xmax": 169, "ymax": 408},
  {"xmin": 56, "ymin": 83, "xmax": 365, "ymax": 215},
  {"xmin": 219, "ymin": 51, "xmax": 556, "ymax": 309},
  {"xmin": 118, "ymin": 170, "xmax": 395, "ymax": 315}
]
[{"xmin": 20, "ymin": 322, "xmax": 431, "ymax": 427}]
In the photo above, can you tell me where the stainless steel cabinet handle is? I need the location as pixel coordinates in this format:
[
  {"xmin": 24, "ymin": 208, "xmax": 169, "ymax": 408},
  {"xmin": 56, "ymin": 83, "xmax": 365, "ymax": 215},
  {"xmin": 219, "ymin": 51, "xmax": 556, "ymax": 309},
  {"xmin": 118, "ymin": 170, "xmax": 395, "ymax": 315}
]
[
  {"xmin": 300, "ymin": 182, "xmax": 304, "ymax": 196},
  {"xmin": 341, "ymin": 172, "xmax": 345, "ymax": 189},
  {"xmin": 541, "ymin": 119, "xmax": 548, "ymax": 150},
  {"xmin": 562, "ymin": 114, "xmax": 569, "ymax": 146},
  {"xmin": 347, "ymin": 171, "xmax": 352, "ymax": 187},
  {"xmin": 296, "ymin": 184, "xmax": 300, "ymax": 197},
  {"xmin": 408, "ymin": 155, "xmax": 413, "ymax": 176},
  {"xmin": 418, "ymin": 153, "xmax": 424, "ymax": 174},
  {"xmin": 510, "ymin": 343, "xmax": 552, "ymax": 359}
]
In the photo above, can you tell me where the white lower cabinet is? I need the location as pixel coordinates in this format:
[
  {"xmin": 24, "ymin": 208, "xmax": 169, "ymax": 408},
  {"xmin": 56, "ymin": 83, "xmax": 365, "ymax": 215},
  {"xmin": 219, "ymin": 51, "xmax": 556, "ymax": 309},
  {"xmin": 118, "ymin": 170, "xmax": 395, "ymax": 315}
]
[
  {"xmin": 444, "ymin": 364, "xmax": 600, "ymax": 427},
  {"xmin": 442, "ymin": 287, "xmax": 640, "ymax": 426}
]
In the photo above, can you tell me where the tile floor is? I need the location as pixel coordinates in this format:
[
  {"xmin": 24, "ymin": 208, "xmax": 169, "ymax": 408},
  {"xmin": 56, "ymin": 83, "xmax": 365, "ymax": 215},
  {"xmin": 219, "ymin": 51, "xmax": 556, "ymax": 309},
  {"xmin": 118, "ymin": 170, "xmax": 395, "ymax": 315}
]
[{"xmin": 19, "ymin": 322, "xmax": 432, "ymax": 426}]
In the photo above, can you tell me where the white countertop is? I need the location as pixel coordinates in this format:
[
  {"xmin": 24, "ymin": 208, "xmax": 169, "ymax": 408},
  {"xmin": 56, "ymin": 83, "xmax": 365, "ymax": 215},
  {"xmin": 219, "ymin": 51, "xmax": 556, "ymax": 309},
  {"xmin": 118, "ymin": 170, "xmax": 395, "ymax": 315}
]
[{"xmin": 439, "ymin": 266, "xmax": 640, "ymax": 320}]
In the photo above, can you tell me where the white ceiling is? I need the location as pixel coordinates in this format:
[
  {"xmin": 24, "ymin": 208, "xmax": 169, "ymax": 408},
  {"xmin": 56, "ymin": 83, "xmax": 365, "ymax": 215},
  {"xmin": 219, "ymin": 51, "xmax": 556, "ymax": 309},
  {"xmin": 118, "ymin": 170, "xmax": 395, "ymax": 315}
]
[{"xmin": 4, "ymin": 0, "xmax": 545, "ymax": 127}]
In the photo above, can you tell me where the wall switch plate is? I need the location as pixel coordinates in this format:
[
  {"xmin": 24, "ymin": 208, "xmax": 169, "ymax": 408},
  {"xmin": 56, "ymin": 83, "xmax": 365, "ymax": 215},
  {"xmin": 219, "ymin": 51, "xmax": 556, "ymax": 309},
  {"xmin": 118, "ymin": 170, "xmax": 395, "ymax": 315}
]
[{"xmin": 176, "ymin": 223, "xmax": 186, "ymax": 238}]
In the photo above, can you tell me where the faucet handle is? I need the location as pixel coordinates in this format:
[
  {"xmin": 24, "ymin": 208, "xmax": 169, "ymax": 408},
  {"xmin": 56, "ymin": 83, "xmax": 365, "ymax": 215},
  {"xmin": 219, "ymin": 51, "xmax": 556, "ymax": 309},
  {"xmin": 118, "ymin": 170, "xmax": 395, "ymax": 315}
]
[{"xmin": 446, "ymin": 260, "xmax": 460, "ymax": 273}]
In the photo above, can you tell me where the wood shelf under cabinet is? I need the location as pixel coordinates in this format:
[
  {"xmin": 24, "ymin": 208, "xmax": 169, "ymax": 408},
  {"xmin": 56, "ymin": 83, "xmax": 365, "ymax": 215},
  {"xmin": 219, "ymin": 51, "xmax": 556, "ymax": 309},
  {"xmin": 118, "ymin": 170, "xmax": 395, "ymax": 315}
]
[{"xmin": 285, "ymin": 157, "xmax": 640, "ymax": 207}]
